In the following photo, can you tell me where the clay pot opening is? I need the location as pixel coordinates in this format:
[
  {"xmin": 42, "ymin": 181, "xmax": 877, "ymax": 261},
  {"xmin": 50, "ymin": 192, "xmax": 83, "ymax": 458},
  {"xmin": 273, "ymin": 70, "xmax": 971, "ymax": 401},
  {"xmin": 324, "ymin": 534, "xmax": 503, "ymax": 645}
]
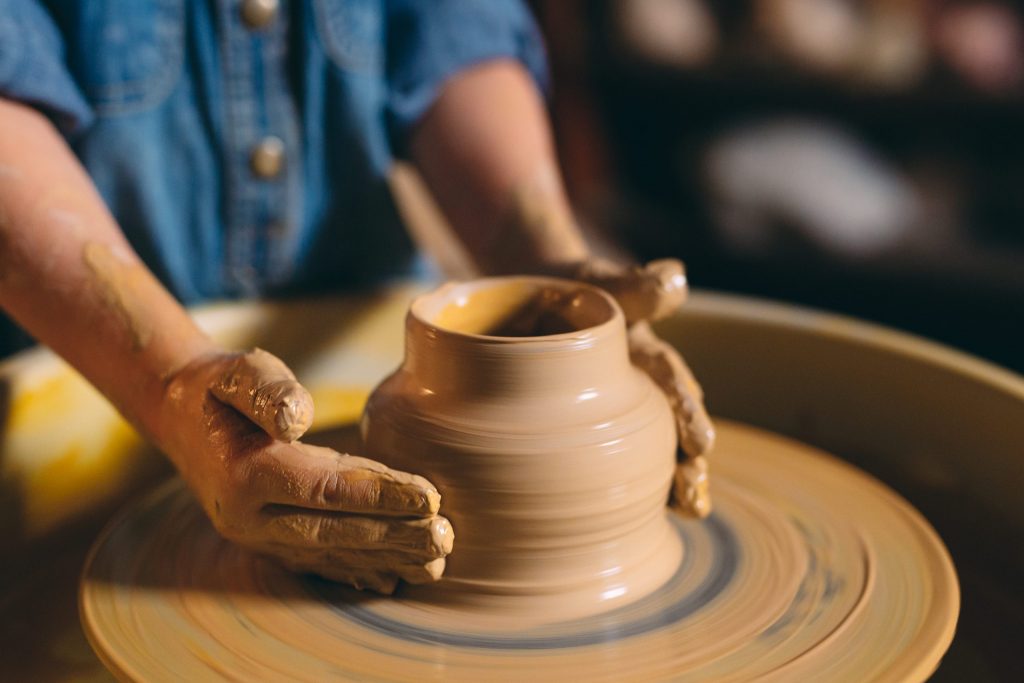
[{"xmin": 411, "ymin": 277, "xmax": 621, "ymax": 341}]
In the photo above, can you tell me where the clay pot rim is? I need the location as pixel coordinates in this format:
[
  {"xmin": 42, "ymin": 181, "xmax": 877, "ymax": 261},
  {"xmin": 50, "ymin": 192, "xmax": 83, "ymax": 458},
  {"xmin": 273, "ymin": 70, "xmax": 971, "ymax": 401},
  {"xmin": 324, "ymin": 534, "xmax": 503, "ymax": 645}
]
[{"xmin": 409, "ymin": 276, "xmax": 625, "ymax": 345}]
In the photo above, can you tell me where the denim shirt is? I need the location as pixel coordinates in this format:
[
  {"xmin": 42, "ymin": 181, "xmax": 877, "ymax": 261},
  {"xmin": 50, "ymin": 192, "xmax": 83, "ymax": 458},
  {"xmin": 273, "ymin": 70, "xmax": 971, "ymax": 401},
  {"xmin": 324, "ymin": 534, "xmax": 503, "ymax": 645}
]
[{"xmin": 0, "ymin": 0, "xmax": 547, "ymax": 312}]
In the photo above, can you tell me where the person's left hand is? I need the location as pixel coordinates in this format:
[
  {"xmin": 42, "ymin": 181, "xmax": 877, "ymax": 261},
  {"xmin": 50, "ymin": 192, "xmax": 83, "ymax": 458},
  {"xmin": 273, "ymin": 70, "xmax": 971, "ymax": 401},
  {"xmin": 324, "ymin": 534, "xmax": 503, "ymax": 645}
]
[{"xmin": 574, "ymin": 258, "xmax": 715, "ymax": 518}]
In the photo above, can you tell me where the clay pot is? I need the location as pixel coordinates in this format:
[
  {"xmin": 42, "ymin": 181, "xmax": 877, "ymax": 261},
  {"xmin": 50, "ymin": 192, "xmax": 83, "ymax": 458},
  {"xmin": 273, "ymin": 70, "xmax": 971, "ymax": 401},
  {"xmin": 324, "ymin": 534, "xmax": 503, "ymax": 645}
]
[{"xmin": 361, "ymin": 277, "xmax": 681, "ymax": 619}]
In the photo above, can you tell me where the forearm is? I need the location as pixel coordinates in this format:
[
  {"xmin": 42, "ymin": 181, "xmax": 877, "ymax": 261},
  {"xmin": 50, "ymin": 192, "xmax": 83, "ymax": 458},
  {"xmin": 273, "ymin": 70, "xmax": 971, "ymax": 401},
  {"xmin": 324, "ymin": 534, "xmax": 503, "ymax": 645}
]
[
  {"xmin": 409, "ymin": 60, "xmax": 589, "ymax": 274},
  {"xmin": 0, "ymin": 99, "xmax": 215, "ymax": 441}
]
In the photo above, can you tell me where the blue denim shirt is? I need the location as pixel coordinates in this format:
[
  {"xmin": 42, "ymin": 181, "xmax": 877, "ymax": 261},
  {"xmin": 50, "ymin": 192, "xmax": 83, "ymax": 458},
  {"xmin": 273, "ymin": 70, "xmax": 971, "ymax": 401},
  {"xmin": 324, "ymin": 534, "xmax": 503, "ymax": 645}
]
[{"xmin": 0, "ymin": 0, "xmax": 547, "ymax": 311}]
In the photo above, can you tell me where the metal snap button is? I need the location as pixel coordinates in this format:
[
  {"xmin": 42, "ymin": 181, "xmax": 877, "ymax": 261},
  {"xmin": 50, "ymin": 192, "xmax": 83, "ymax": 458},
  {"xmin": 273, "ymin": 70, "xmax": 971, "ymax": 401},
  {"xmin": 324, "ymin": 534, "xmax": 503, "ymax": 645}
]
[
  {"xmin": 250, "ymin": 136, "xmax": 285, "ymax": 179},
  {"xmin": 240, "ymin": 0, "xmax": 279, "ymax": 30}
]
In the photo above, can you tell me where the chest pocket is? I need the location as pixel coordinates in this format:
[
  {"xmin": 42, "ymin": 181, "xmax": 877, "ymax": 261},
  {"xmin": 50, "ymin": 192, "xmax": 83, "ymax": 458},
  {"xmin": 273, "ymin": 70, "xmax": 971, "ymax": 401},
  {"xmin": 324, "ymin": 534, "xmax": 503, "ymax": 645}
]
[
  {"xmin": 62, "ymin": 0, "xmax": 184, "ymax": 116},
  {"xmin": 314, "ymin": 0, "xmax": 383, "ymax": 73}
]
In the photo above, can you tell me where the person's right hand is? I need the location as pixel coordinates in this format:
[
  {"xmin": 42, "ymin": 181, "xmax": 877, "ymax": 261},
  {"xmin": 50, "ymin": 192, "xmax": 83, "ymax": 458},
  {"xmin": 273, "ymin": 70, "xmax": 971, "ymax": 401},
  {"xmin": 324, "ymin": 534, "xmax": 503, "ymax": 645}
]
[{"xmin": 155, "ymin": 348, "xmax": 453, "ymax": 594}]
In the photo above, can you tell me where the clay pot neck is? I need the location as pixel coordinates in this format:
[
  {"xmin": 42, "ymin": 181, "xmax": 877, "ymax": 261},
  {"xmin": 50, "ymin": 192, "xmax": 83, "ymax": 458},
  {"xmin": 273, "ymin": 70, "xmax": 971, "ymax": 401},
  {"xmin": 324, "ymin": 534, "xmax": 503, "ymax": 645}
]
[{"xmin": 403, "ymin": 278, "xmax": 632, "ymax": 397}]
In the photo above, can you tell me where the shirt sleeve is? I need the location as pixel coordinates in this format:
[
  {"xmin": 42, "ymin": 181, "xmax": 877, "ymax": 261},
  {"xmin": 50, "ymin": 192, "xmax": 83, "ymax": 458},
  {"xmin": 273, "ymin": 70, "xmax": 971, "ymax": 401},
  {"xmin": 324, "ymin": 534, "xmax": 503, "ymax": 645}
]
[
  {"xmin": 385, "ymin": 0, "xmax": 549, "ymax": 149},
  {"xmin": 0, "ymin": 0, "xmax": 93, "ymax": 134}
]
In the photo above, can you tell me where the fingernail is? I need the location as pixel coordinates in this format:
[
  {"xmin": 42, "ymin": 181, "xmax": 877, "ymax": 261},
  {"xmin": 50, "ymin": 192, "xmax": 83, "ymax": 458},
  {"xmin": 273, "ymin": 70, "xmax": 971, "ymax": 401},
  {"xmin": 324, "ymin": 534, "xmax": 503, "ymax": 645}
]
[
  {"xmin": 274, "ymin": 393, "xmax": 313, "ymax": 441},
  {"xmin": 430, "ymin": 517, "xmax": 454, "ymax": 555}
]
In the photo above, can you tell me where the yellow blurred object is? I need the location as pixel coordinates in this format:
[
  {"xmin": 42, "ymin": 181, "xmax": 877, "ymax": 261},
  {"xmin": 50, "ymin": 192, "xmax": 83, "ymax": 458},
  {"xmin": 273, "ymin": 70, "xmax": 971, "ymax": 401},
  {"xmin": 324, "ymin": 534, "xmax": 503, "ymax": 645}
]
[
  {"xmin": 1, "ymin": 362, "xmax": 152, "ymax": 541},
  {"xmin": 307, "ymin": 386, "xmax": 371, "ymax": 430}
]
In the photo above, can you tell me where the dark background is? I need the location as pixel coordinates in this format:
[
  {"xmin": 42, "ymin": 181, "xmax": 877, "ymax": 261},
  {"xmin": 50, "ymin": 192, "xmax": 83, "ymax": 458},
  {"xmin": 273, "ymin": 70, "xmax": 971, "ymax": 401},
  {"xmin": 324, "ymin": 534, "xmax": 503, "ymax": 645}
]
[{"xmin": 532, "ymin": 0, "xmax": 1023, "ymax": 374}]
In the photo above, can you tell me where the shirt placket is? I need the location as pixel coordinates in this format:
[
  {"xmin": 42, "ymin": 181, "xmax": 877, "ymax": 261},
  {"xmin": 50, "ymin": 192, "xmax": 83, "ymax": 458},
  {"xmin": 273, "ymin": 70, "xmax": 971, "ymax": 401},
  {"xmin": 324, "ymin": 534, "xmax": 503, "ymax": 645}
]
[{"xmin": 220, "ymin": 0, "xmax": 301, "ymax": 296}]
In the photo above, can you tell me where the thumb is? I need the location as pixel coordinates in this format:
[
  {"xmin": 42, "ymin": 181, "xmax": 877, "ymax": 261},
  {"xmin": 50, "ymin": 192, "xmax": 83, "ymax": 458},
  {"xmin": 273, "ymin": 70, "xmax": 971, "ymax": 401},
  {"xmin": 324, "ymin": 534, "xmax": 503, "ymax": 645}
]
[
  {"xmin": 210, "ymin": 348, "xmax": 314, "ymax": 442},
  {"xmin": 576, "ymin": 258, "xmax": 688, "ymax": 325}
]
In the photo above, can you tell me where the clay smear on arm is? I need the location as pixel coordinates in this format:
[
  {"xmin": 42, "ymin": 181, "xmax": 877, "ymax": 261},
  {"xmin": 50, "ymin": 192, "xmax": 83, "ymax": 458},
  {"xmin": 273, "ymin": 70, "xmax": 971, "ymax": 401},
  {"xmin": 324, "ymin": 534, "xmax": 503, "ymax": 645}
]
[{"xmin": 82, "ymin": 242, "xmax": 156, "ymax": 351}]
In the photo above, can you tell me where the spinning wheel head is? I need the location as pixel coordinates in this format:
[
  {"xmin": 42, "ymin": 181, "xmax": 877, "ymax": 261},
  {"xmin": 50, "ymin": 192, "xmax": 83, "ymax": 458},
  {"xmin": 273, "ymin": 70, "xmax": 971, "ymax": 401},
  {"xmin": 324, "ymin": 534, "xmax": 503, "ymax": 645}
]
[{"xmin": 81, "ymin": 421, "xmax": 957, "ymax": 682}]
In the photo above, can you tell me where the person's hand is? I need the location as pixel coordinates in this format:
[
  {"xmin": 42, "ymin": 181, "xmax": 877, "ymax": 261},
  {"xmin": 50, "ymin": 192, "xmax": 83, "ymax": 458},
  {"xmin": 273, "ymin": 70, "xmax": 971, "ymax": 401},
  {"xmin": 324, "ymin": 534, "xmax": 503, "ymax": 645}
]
[
  {"xmin": 574, "ymin": 258, "xmax": 715, "ymax": 518},
  {"xmin": 155, "ymin": 348, "xmax": 453, "ymax": 594}
]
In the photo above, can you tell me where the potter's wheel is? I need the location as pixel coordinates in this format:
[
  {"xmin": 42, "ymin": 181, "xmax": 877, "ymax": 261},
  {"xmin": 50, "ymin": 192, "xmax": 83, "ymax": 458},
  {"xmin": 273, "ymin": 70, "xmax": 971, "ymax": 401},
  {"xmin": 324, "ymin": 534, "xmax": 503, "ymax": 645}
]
[{"xmin": 81, "ymin": 420, "xmax": 958, "ymax": 682}]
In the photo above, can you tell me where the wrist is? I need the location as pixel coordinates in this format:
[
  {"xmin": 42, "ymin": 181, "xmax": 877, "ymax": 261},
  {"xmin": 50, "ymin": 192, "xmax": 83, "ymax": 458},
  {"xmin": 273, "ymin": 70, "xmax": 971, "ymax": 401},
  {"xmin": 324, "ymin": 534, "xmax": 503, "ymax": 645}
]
[{"xmin": 145, "ymin": 340, "xmax": 223, "ymax": 453}]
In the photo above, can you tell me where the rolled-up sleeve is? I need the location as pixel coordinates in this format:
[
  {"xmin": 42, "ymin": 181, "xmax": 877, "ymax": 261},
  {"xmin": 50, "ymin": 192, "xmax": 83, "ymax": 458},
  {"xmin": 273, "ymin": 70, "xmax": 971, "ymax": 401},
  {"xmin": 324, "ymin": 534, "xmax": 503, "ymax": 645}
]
[
  {"xmin": 385, "ymin": 0, "xmax": 549, "ymax": 147},
  {"xmin": 0, "ymin": 0, "xmax": 93, "ymax": 133}
]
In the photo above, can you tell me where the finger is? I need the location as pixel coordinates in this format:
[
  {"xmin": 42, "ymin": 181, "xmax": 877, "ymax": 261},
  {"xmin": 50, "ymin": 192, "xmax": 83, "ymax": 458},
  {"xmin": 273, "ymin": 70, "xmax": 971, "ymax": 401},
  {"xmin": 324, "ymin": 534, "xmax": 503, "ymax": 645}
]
[
  {"xmin": 259, "ymin": 508, "xmax": 454, "ymax": 556},
  {"xmin": 250, "ymin": 442, "xmax": 441, "ymax": 516},
  {"xmin": 257, "ymin": 546, "xmax": 447, "ymax": 586},
  {"xmin": 319, "ymin": 551, "xmax": 446, "ymax": 585},
  {"xmin": 629, "ymin": 322, "xmax": 715, "ymax": 457},
  {"xmin": 252, "ymin": 542, "xmax": 450, "ymax": 570},
  {"xmin": 211, "ymin": 348, "xmax": 314, "ymax": 441},
  {"xmin": 576, "ymin": 258, "xmax": 688, "ymax": 324},
  {"xmin": 672, "ymin": 455, "xmax": 712, "ymax": 519}
]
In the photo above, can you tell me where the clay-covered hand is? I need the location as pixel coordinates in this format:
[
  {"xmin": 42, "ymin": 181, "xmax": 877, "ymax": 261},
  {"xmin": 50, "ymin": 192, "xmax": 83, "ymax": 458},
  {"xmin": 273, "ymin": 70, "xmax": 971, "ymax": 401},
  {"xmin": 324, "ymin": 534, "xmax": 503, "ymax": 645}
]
[
  {"xmin": 574, "ymin": 258, "xmax": 715, "ymax": 518},
  {"xmin": 155, "ymin": 348, "xmax": 453, "ymax": 594}
]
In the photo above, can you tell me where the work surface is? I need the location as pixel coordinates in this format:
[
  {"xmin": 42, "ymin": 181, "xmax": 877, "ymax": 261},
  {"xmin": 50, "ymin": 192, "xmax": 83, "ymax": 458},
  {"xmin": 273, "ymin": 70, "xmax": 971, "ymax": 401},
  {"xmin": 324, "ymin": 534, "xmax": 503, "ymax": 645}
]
[{"xmin": 1, "ymin": 284, "xmax": 1021, "ymax": 681}]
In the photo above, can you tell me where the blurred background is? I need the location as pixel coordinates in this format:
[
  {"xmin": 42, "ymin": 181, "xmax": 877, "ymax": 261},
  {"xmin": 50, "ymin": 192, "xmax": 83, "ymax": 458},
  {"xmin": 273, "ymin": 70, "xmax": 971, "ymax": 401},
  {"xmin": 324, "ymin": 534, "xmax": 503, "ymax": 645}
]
[{"xmin": 529, "ymin": 0, "xmax": 1023, "ymax": 372}]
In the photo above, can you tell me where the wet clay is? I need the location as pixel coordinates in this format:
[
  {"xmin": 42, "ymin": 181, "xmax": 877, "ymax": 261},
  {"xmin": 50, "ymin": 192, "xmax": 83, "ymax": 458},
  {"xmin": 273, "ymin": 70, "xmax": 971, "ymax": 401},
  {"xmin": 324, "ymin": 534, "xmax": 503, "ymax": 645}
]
[
  {"xmin": 82, "ymin": 242, "xmax": 156, "ymax": 351},
  {"xmin": 361, "ymin": 277, "xmax": 682, "ymax": 621},
  {"xmin": 80, "ymin": 419, "xmax": 959, "ymax": 682}
]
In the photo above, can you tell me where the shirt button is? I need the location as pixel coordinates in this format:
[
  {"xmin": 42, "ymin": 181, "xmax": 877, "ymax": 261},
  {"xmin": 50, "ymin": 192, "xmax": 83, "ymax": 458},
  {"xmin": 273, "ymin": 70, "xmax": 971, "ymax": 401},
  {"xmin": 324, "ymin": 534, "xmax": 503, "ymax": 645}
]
[
  {"xmin": 240, "ymin": 0, "xmax": 279, "ymax": 30},
  {"xmin": 250, "ymin": 136, "xmax": 285, "ymax": 179}
]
